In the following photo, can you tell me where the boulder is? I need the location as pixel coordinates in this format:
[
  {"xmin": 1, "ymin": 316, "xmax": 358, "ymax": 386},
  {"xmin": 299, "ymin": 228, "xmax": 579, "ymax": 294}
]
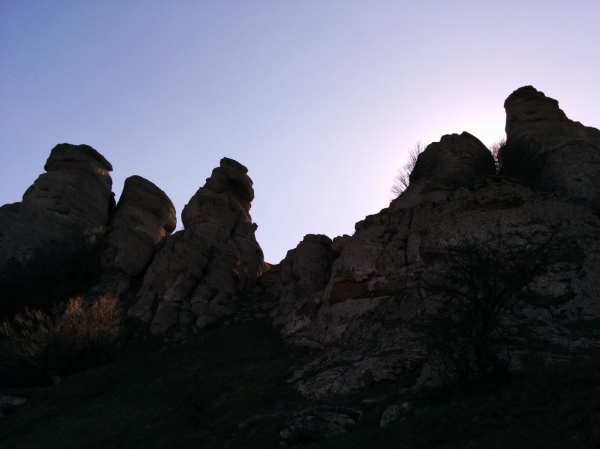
[
  {"xmin": 101, "ymin": 176, "xmax": 176, "ymax": 277},
  {"xmin": 380, "ymin": 402, "xmax": 413, "ymax": 428},
  {"xmin": 128, "ymin": 158, "xmax": 268, "ymax": 334},
  {"xmin": 409, "ymin": 132, "xmax": 496, "ymax": 187},
  {"xmin": 279, "ymin": 406, "xmax": 361, "ymax": 444},
  {"xmin": 500, "ymin": 86, "xmax": 600, "ymax": 212},
  {"xmin": 277, "ymin": 234, "xmax": 338, "ymax": 317}
]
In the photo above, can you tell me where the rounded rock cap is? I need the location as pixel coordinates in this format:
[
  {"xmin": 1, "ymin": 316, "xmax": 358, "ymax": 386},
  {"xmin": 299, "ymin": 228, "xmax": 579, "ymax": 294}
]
[{"xmin": 409, "ymin": 132, "xmax": 495, "ymax": 187}]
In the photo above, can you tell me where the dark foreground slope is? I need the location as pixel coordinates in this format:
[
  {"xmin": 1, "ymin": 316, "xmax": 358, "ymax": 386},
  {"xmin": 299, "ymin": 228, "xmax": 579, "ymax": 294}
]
[{"xmin": 1, "ymin": 319, "xmax": 599, "ymax": 449}]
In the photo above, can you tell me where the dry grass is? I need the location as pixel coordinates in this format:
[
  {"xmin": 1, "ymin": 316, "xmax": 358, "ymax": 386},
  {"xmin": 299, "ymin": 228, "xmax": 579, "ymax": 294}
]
[
  {"xmin": 489, "ymin": 138, "xmax": 506, "ymax": 173},
  {"xmin": 0, "ymin": 295, "xmax": 123, "ymax": 384},
  {"xmin": 390, "ymin": 141, "xmax": 425, "ymax": 198}
]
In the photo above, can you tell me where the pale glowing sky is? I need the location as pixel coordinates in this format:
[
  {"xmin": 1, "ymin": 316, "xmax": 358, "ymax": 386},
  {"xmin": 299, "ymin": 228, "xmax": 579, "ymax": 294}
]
[{"xmin": 1, "ymin": 1, "xmax": 599, "ymax": 263}]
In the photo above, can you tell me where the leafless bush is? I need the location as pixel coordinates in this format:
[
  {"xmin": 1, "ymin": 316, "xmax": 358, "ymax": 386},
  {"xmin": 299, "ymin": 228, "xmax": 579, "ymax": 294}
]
[
  {"xmin": 417, "ymin": 225, "xmax": 558, "ymax": 390},
  {"xmin": 391, "ymin": 141, "xmax": 425, "ymax": 198},
  {"xmin": 489, "ymin": 138, "xmax": 506, "ymax": 173},
  {"xmin": 0, "ymin": 295, "xmax": 123, "ymax": 385}
]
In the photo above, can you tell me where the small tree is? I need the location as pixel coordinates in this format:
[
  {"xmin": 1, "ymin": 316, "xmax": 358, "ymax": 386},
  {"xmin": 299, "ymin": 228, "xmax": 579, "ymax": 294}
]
[
  {"xmin": 489, "ymin": 138, "xmax": 506, "ymax": 173},
  {"xmin": 418, "ymin": 224, "xmax": 557, "ymax": 390},
  {"xmin": 391, "ymin": 141, "xmax": 425, "ymax": 198}
]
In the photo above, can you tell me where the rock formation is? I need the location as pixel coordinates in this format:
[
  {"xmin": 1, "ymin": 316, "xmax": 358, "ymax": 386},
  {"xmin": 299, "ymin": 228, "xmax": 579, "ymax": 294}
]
[
  {"xmin": 500, "ymin": 86, "xmax": 600, "ymax": 212},
  {"xmin": 2, "ymin": 86, "xmax": 599, "ymax": 419},
  {"xmin": 0, "ymin": 143, "xmax": 114, "ymax": 268},
  {"xmin": 276, "ymin": 235, "xmax": 338, "ymax": 316},
  {"xmin": 128, "ymin": 157, "xmax": 268, "ymax": 334},
  {"xmin": 265, "ymin": 118, "xmax": 600, "ymax": 398},
  {"xmin": 0, "ymin": 144, "xmax": 115, "ymax": 313},
  {"xmin": 409, "ymin": 132, "xmax": 496, "ymax": 187},
  {"xmin": 98, "ymin": 176, "xmax": 176, "ymax": 292}
]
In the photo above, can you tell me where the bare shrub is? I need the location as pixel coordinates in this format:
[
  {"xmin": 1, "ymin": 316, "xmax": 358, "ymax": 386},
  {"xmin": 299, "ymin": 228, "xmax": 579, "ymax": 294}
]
[
  {"xmin": 417, "ymin": 225, "xmax": 558, "ymax": 390},
  {"xmin": 391, "ymin": 141, "xmax": 425, "ymax": 198},
  {"xmin": 0, "ymin": 295, "xmax": 123, "ymax": 386},
  {"xmin": 489, "ymin": 138, "xmax": 506, "ymax": 173}
]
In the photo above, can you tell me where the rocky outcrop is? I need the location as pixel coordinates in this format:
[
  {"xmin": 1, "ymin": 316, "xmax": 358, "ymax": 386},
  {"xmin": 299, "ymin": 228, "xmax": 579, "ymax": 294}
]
[
  {"xmin": 500, "ymin": 86, "xmax": 600, "ymax": 212},
  {"xmin": 0, "ymin": 144, "xmax": 114, "ymax": 313},
  {"xmin": 101, "ymin": 176, "xmax": 176, "ymax": 280},
  {"xmin": 409, "ymin": 132, "xmax": 496, "ymax": 187},
  {"xmin": 128, "ymin": 158, "xmax": 268, "ymax": 334},
  {"xmin": 246, "ymin": 233, "xmax": 351, "ymax": 345},
  {"xmin": 2, "ymin": 85, "xmax": 598, "ymax": 421},
  {"xmin": 276, "ymin": 234, "xmax": 339, "ymax": 317},
  {"xmin": 272, "ymin": 125, "xmax": 600, "ymax": 398},
  {"xmin": 0, "ymin": 143, "xmax": 114, "ymax": 268}
]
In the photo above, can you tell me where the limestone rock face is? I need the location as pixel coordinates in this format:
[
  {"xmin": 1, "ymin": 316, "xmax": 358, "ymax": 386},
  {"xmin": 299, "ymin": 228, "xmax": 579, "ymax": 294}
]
[
  {"xmin": 273, "ymin": 119, "xmax": 600, "ymax": 399},
  {"xmin": 0, "ymin": 143, "xmax": 114, "ymax": 279},
  {"xmin": 101, "ymin": 176, "xmax": 176, "ymax": 277},
  {"xmin": 500, "ymin": 86, "xmax": 600, "ymax": 212},
  {"xmin": 128, "ymin": 158, "xmax": 267, "ymax": 334}
]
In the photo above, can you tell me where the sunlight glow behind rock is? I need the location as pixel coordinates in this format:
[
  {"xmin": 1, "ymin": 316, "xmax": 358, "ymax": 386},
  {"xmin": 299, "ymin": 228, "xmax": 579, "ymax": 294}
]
[{"xmin": 1, "ymin": 1, "xmax": 599, "ymax": 263}]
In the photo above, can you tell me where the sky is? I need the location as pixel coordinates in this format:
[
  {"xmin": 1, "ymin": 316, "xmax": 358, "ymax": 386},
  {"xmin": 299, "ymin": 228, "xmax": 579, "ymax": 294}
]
[{"xmin": 1, "ymin": 1, "xmax": 599, "ymax": 263}]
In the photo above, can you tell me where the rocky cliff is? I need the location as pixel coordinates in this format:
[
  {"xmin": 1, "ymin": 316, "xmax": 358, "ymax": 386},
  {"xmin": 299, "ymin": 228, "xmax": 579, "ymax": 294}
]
[
  {"xmin": 1, "ymin": 85, "xmax": 599, "ymax": 400},
  {"xmin": 257, "ymin": 88, "xmax": 600, "ymax": 398},
  {"xmin": 2, "ymin": 85, "xmax": 600, "ymax": 447}
]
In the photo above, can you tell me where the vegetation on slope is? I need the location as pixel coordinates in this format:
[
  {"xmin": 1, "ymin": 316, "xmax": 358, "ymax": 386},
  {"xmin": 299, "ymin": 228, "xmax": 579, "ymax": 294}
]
[{"xmin": 1, "ymin": 317, "xmax": 598, "ymax": 449}]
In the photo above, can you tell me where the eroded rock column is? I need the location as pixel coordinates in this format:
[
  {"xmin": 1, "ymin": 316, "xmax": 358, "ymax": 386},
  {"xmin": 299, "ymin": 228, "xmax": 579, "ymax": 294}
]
[
  {"xmin": 500, "ymin": 85, "xmax": 600, "ymax": 211},
  {"xmin": 128, "ymin": 157, "xmax": 268, "ymax": 334}
]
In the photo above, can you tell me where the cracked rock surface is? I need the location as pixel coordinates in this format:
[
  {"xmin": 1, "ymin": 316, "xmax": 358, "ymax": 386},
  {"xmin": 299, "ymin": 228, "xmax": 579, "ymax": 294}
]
[
  {"xmin": 263, "ymin": 116, "xmax": 600, "ymax": 398},
  {"xmin": 128, "ymin": 158, "xmax": 268, "ymax": 334}
]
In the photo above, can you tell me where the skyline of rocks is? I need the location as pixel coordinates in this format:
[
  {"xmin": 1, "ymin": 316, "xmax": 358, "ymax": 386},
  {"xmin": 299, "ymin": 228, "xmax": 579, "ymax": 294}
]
[{"xmin": 1, "ymin": 86, "xmax": 599, "ymax": 368}]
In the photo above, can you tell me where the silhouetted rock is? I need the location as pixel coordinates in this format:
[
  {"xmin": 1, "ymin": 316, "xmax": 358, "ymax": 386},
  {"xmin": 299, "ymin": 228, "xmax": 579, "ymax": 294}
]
[
  {"xmin": 101, "ymin": 176, "xmax": 176, "ymax": 278},
  {"xmin": 0, "ymin": 144, "xmax": 114, "ymax": 313},
  {"xmin": 409, "ymin": 132, "xmax": 496, "ymax": 187},
  {"xmin": 500, "ymin": 85, "xmax": 600, "ymax": 212},
  {"xmin": 276, "ymin": 234, "xmax": 338, "ymax": 317},
  {"xmin": 275, "ymin": 102, "xmax": 600, "ymax": 398},
  {"xmin": 2, "ymin": 85, "xmax": 600, "ymax": 427},
  {"xmin": 0, "ymin": 144, "xmax": 113, "ymax": 265},
  {"xmin": 128, "ymin": 158, "xmax": 268, "ymax": 334}
]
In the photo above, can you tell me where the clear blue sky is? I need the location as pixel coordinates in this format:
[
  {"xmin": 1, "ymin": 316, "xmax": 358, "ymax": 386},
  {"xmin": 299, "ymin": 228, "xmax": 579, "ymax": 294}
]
[{"xmin": 2, "ymin": 1, "xmax": 599, "ymax": 263}]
